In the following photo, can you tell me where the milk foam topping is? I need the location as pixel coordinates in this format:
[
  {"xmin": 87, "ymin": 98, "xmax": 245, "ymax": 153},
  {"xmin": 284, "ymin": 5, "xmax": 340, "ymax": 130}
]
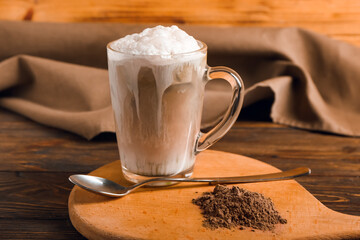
[{"xmin": 110, "ymin": 25, "xmax": 201, "ymax": 56}]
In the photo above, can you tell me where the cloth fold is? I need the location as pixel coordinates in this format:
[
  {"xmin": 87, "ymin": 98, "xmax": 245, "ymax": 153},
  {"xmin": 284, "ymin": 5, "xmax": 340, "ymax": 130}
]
[{"xmin": 0, "ymin": 21, "xmax": 359, "ymax": 139}]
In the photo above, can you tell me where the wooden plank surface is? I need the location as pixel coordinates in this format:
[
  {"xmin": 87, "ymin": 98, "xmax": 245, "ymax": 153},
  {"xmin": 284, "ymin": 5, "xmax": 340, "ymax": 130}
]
[
  {"xmin": 0, "ymin": 0, "xmax": 360, "ymax": 46},
  {"xmin": 69, "ymin": 152, "xmax": 360, "ymax": 239},
  {"xmin": 0, "ymin": 106, "xmax": 359, "ymax": 239},
  {"xmin": 0, "ymin": 0, "xmax": 32, "ymax": 20},
  {"xmin": 0, "ymin": 219, "xmax": 84, "ymax": 240}
]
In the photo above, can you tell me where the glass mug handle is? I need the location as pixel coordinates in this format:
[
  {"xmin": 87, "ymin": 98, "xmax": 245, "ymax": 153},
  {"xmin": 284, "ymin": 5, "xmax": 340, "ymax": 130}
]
[{"xmin": 195, "ymin": 66, "xmax": 245, "ymax": 154}]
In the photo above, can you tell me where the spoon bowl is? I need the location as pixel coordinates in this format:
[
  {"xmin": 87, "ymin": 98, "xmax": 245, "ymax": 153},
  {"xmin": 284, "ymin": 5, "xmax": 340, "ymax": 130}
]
[
  {"xmin": 69, "ymin": 167, "xmax": 311, "ymax": 197},
  {"xmin": 69, "ymin": 175, "xmax": 130, "ymax": 197}
]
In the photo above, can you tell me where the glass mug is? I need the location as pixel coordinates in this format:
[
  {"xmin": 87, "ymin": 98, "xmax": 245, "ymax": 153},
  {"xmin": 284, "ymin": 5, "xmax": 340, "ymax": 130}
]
[{"xmin": 107, "ymin": 40, "xmax": 244, "ymax": 184}]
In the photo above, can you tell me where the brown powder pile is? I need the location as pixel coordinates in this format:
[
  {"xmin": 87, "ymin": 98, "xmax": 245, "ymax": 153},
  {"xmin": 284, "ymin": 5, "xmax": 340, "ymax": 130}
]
[{"xmin": 192, "ymin": 185, "xmax": 287, "ymax": 231}]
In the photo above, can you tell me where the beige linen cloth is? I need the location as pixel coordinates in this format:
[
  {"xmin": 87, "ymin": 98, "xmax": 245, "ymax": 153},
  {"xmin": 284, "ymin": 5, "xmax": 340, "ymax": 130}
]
[{"xmin": 0, "ymin": 21, "xmax": 359, "ymax": 139}]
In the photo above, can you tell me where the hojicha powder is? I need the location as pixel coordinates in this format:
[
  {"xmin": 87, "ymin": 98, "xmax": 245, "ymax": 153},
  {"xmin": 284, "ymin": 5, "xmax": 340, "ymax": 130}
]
[{"xmin": 192, "ymin": 185, "xmax": 287, "ymax": 231}]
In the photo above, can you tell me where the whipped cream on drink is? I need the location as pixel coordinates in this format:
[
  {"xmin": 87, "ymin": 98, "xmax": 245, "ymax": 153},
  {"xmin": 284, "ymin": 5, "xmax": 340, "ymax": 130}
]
[
  {"xmin": 111, "ymin": 25, "xmax": 200, "ymax": 56},
  {"xmin": 108, "ymin": 26, "xmax": 206, "ymax": 177}
]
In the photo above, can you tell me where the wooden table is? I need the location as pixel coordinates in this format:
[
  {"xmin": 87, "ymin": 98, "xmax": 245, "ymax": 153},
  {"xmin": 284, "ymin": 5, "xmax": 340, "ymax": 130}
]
[{"xmin": 1, "ymin": 104, "xmax": 359, "ymax": 239}]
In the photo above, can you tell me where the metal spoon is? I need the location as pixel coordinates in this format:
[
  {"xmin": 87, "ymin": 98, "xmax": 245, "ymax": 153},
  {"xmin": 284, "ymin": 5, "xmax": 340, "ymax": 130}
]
[{"xmin": 69, "ymin": 167, "xmax": 310, "ymax": 197}]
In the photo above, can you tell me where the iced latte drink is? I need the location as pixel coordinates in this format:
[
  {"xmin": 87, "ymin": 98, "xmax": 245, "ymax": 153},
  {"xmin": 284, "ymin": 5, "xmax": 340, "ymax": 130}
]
[{"xmin": 107, "ymin": 26, "xmax": 244, "ymax": 183}]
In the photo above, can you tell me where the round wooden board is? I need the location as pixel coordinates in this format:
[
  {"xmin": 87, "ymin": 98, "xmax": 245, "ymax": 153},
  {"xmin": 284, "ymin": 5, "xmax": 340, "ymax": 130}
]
[{"xmin": 69, "ymin": 150, "xmax": 360, "ymax": 240}]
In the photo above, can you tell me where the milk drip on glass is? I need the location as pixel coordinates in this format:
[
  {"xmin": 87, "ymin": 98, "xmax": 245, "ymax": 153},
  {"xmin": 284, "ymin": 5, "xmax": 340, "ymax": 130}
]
[{"xmin": 107, "ymin": 26, "xmax": 207, "ymax": 177}]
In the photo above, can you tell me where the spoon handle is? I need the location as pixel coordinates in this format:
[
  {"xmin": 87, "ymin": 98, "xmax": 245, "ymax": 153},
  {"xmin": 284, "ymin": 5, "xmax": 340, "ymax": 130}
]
[{"xmin": 140, "ymin": 167, "xmax": 311, "ymax": 186}]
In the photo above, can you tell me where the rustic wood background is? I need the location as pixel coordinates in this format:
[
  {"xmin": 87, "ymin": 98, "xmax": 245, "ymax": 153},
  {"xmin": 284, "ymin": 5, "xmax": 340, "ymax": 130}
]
[
  {"xmin": 1, "ymin": 105, "xmax": 359, "ymax": 239},
  {"xmin": 0, "ymin": 0, "xmax": 360, "ymax": 46},
  {"xmin": 1, "ymin": 1, "xmax": 360, "ymax": 238}
]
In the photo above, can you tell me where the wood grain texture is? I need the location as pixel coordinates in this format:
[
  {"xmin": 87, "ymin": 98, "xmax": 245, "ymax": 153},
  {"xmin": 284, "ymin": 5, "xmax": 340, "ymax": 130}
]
[
  {"xmin": 0, "ymin": 219, "xmax": 85, "ymax": 240},
  {"xmin": 0, "ymin": 0, "xmax": 360, "ymax": 46},
  {"xmin": 0, "ymin": 0, "xmax": 32, "ymax": 21},
  {"xmin": 68, "ymin": 151, "xmax": 360, "ymax": 239},
  {"xmin": 0, "ymin": 172, "xmax": 74, "ymax": 219},
  {"xmin": 0, "ymin": 110, "xmax": 118, "ymax": 172},
  {"xmin": 0, "ymin": 106, "xmax": 359, "ymax": 238}
]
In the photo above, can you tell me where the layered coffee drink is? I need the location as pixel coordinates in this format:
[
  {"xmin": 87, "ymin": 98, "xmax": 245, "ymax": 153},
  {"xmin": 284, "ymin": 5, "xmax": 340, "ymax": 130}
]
[{"xmin": 107, "ymin": 26, "xmax": 207, "ymax": 178}]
